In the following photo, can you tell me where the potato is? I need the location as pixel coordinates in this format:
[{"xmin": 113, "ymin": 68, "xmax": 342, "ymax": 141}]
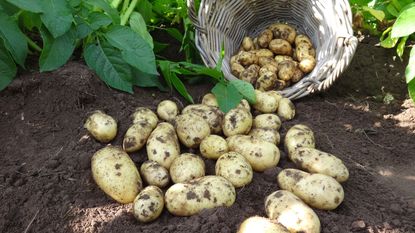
[
  {"xmin": 284, "ymin": 124, "xmax": 315, "ymax": 154},
  {"xmin": 253, "ymin": 90, "xmax": 279, "ymax": 113},
  {"xmin": 249, "ymin": 128, "xmax": 280, "ymax": 145},
  {"xmin": 238, "ymin": 99, "xmax": 251, "ymax": 112},
  {"xmin": 237, "ymin": 216, "xmax": 290, "ymax": 233},
  {"xmin": 295, "ymin": 43, "xmax": 316, "ymax": 61},
  {"xmin": 202, "ymin": 93, "xmax": 219, "ymax": 107},
  {"xmin": 258, "ymin": 57, "xmax": 279, "ymax": 67},
  {"xmin": 269, "ymin": 90, "xmax": 283, "ymax": 103},
  {"xmin": 227, "ymin": 135, "xmax": 280, "ymax": 172},
  {"xmin": 165, "ymin": 175, "xmax": 236, "ymax": 216},
  {"xmin": 299, "ymin": 57, "xmax": 316, "ymax": 74},
  {"xmin": 215, "ymin": 152, "xmax": 253, "ymax": 187},
  {"xmin": 275, "ymin": 79, "xmax": 288, "ymax": 90},
  {"xmin": 84, "ymin": 110, "xmax": 117, "ymax": 143},
  {"xmin": 259, "ymin": 64, "xmax": 278, "ymax": 77},
  {"xmin": 174, "ymin": 113, "xmax": 210, "ymax": 148},
  {"xmin": 182, "ymin": 104, "xmax": 224, "ymax": 134},
  {"xmin": 133, "ymin": 186, "xmax": 164, "ymax": 222},
  {"xmin": 169, "ymin": 153, "xmax": 205, "ymax": 183},
  {"xmin": 238, "ymin": 51, "xmax": 258, "ymax": 66},
  {"xmin": 256, "ymin": 71, "xmax": 278, "ymax": 91},
  {"xmin": 289, "ymin": 147, "xmax": 349, "ymax": 182},
  {"xmin": 269, "ymin": 39, "xmax": 292, "ymax": 56},
  {"xmin": 231, "ymin": 62, "xmax": 246, "ymax": 77},
  {"xmin": 123, "ymin": 121, "xmax": 154, "ymax": 153},
  {"xmin": 277, "ymin": 98, "xmax": 295, "ymax": 120},
  {"xmin": 200, "ymin": 135, "xmax": 228, "ymax": 160},
  {"xmin": 222, "ymin": 107, "xmax": 253, "ymax": 137},
  {"xmin": 255, "ymin": 49, "xmax": 275, "ymax": 58},
  {"xmin": 253, "ymin": 114, "xmax": 282, "ymax": 130},
  {"xmin": 147, "ymin": 122, "xmax": 180, "ymax": 169},
  {"xmin": 291, "ymin": 67, "xmax": 304, "ymax": 83},
  {"xmin": 295, "ymin": 34, "xmax": 313, "ymax": 47},
  {"xmin": 231, "ymin": 55, "xmax": 239, "ymax": 64},
  {"xmin": 91, "ymin": 146, "xmax": 142, "ymax": 204},
  {"xmin": 274, "ymin": 55, "xmax": 293, "ymax": 65},
  {"xmin": 240, "ymin": 64, "xmax": 260, "ymax": 84},
  {"xmin": 277, "ymin": 60, "xmax": 296, "ymax": 81},
  {"xmin": 253, "ymin": 37, "xmax": 260, "ymax": 49},
  {"xmin": 276, "ymin": 168, "xmax": 310, "ymax": 192},
  {"xmin": 157, "ymin": 100, "xmax": 179, "ymax": 122},
  {"xmin": 268, "ymin": 23, "xmax": 297, "ymax": 44},
  {"xmin": 242, "ymin": 37, "xmax": 255, "ymax": 51},
  {"xmin": 258, "ymin": 29, "xmax": 273, "ymax": 48},
  {"xmin": 265, "ymin": 190, "xmax": 321, "ymax": 233},
  {"xmin": 132, "ymin": 107, "xmax": 158, "ymax": 129},
  {"xmin": 140, "ymin": 160, "xmax": 170, "ymax": 188}
]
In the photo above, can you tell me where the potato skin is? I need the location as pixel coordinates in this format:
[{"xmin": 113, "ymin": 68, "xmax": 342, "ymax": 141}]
[
  {"xmin": 165, "ymin": 175, "xmax": 236, "ymax": 216},
  {"xmin": 269, "ymin": 39, "xmax": 292, "ymax": 56},
  {"xmin": 269, "ymin": 23, "xmax": 297, "ymax": 44},
  {"xmin": 237, "ymin": 216, "xmax": 290, "ymax": 233},
  {"xmin": 202, "ymin": 93, "xmax": 219, "ymax": 107},
  {"xmin": 291, "ymin": 67, "xmax": 304, "ymax": 83},
  {"xmin": 265, "ymin": 190, "xmax": 321, "ymax": 233},
  {"xmin": 200, "ymin": 135, "xmax": 229, "ymax": 159},
  {"xmin": 222, "ymin": 108, "xmax": 253, "ymax": 137},
  {"xmin": 274, "ymin": 55, "xmax": 293, "ymax": 65},
  {"xmin": 242, "ymin": 37, "xmax": 255, "ymax": 51},
  {"xmin": 169, "ymin": 153, "xmax": 205, "ymax": 183},
  {"xmin": 295, "ymin": 34, "xmax": 313, "ymax": 47},
  {"xmin": 258, "ymin": 57, "xmax": 279, "ymax": 67},
  {"xmin": 259, "ymin": 64, "xmax": 278, "ymax": 77},
  {"xmin": 175, "ymin": 113, "xmax": 211, "ymax": 148},
  {"xmin": 182, "ymin": 104, "xmax": 224, "ymax": 134},
  {"xmin": 253, "ymin": 114, "xmax": 282, "ymax": 130},
  {"xmin": 147, "ymin": 122, "xmax": 180, "ymax": 169},
  {"xmin": 84, "ymin": 110, "xmax": 117, "ymax": 143},
  {"xmin": 277, "ymin": 98, "xmax": 295, "ymax": 120},
  {"xmin": 123, "ymin": 121, "xmax": 154, "ymax": 153},
  {"xmin": 249, "ymin": 128, "xmax": 280, "ymax": 145},
  {"xmin": 240, "ymin": 64, "xmax": 260, "ymax": 84},
  {"xmin": 253, "ymin": 90, "xmax": 279, "ymax": 113},
  {"xmin": 91, "ymin": 146, "xmax": 142, "ymax": 204},
  {"xmin": 290, "ymin": 147, "xmax": 349, "ymax": 182},
  {"xmin": 255, "ymin": 49, "xmax": 275, "ymax": 58},
  {"xmin": 299, "ymin": 57, "xmax": 316, "ymax": 74},
  {"xmin": 258, "ymin": 29, "xmax": 274, "ymax": 48},
  {"xmin": 215, "ymin": 152, "xmax": 253, "ymax": 187},
  {"xmin": 157, "ymin": 100, "xmax": 179, "ymax": 122},
  {"xmin": 132, "ymin": 107, "xmax": 158, "ymax": 129},
  {"xmin": 256, "ymin": 71, "xmax": 278, "ymax": 91},
  {"xmin": 140, "ymin": 160, "xmax": 170, "ymax": 188},
  {"xmin": 133, "ymin": 186, "xmax": 164, "ymax": 222},
  {"xmin": 238, "ymin": 51, "xmax": 258, "ymax": 66},
  {"xmin": 231, "ymin": 62, "xmax": 246, "ymax": 77},
  {"xmin": 277, "ymin": 169, "xmax": 310, "ymax": 192},
  {"xmin": 284, "ymin": 124, "xmax": 315, "ymax": 154},
  {"xmin": 296, "ymin": 43, "xmax": 316, "ymax": 61},
  {"xmin": 277, "ymin": 60, "xmax": 296, "ymax": 81},
  {"xmin": 238, "ymin": 99, "xmax": 251, "ymax": 112}
]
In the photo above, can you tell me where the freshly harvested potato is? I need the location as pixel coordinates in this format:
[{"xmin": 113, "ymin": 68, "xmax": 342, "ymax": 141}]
[
  {"xmin": 140, "ymin": 160, "xmax": 170, "ymax": 188},
  {"xmin": 249, "ymin": 128, "xmax": 280, "ymax": 145},
  {"xmin": 258, "ymin": 29, "xmax": 273, "ymax": 48},
  {"xmin": 276, "ymin": 168, "xmax": 310, "ymax": 192},
  {"xmin": 253, "ymin": 37, "xmax": 260, "ymax": 49},
  {"xmin": 291, "ymin": 67, "xmax": 304, "ymax": 83},
  {"xmin": 132, "ymin": 107, "xmax": 158, "ymax": 129},
  {"xmin": 269, "ymin": 90, "xmax": 283, "ymax": 103},
  {"xmin": 277, "ymin": 60, "xmax": 296, "ymax": 81},
  {"xmin": 84, "ymin": 110, "xmax": 117, "ymax": 143},
  {"xmin": 290, "ymin": 147, "xmax": 349, "ymax": 182},
  {"xmin": 256, "ymin": 71, "xmax": 278, "ymax": 91},
  {"xmin": 174, "ymin": 113, "xmax": 210, "ymax": 148},
  {"xmin": 165, "ymin": 175, "xmax": 236, "ymax": 216},
  {"xmin": 269, "ymin": 39, "xmax": 292, "ymax": 56},
  {"xmin": 157, "ymin": 100, "xmax": 179, "ymax": 122},
  {"xmin": 238, "ymin": 99, "xmax": 251, "ymax": 112},
  {"xmin": 182, "ymin": 104, "xmax": 224, "ymax": 134},
  {"xmin": 227, "ymin": 135, "xmax": 280, "ymax": 172},
  {"xmin": 231, "ymin": 55, "xmax": 239, "ymax": 64},
  {"xmin": 258, "ymin": 57, "xmax": 279, "ymax": 67},
  {"xmin": 147, "ymin": 122, "xmax": 180, "ymax": 169},
  {"xmin": 299, "ymin": 57, "xmax": 316, "ymax": 74},
  {"xmin": 133, "ymin": 186, "xmax": 164, "ymax": 222},
  {"xmin": 231, "ymin": 62, "xmax": 246, "ymax": 77},
  {"xmin": 242, "ymin": 36, "xmax": 255, "ymax": 51},
  {"xmin": 284, "ymin": 124, "xmax": 315, "ymax": 154},
  {"xmin": 265, "ymin": 190, "xmax": 321, "ymax": 233},
  {"xmin": 277, "ymin": 98, "xmax": 295, "ymax": 120},
  {"xmin": 255, "ymin": 49, "xmax": 275, "ymax": 58},
  {"xmin": 123, "ymin": 121, "xmax": 154, "ymax": 153},
  {"xmin": 295, "ymin": 34, "xmax": 313, "ymax": 47},
  {"xmin": 237, "ymin": 216, "xmax": 290, "ymax": 233},
  {"xmin": 215, "ymin": 152, "xmax": 253, "ymax": 187},
  {"xmin": 91, "ymin": 146, "xmax": 142, "ymax": 204},
  {"xmin": 275, "ymin": 79, "xmax": 289, "ymax": 90},
  {"xmin": 169, "ymin": 153, "xmax": 205, "ymax": 183},
  {"xmin": 253, "ymin": 114, "xmax": 282, "ymax": 130},
  {"xmin": 238, "ymin": 51, "xmax": 258, "ymax": 66},
  {"xmin": 253, "ymin": 90, "xmax": 279, "ymax": 113},
  {"xmin": 268, "ymin": 23, "xmax": 297, "ymax": 44},
  {"xmin": 202, "ymin": 93, "xmax": 219, "ymax": 107},
  {"xmin": 200, "ymin": 135, "xmax": 228, "ymax": 160},
  {"xmin": 240, "ymin": 64, "xmax": 260, "ymax": 84},
  {"xmin": 259, "ymin": 64, "xmax": 278, "ymax": 77},
  {"xmin": 274, "ymin": 55, "xmax": 293, "ymax": 65},
  {"xmin": 222, "ymin": 107, "xmax": 253, "ymax": 137},
  {"xmin": 295, "ymin": 43, "xmax": 316, "ymax": 61}
]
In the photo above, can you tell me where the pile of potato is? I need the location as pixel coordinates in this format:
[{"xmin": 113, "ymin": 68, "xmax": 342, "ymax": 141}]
[
  {"xmin": 230, "ymin": 23, "xmax": 317, "ymax": 91},
  {"xmin": 84, "ymin": 89, "xmax": 349, "ymax": 232}
]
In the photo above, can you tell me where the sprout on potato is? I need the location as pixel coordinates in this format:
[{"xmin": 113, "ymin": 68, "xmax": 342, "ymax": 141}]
[{"xmin": 84, "ymin": 110, "xmax": 117, "ymax": 143}]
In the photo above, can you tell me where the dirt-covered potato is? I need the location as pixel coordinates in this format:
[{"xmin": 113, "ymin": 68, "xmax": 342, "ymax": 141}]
[
  {"xmin": 269, "ymin": 23, "xmax": 297, "ymax": 44},
  {"xmin": 269, "ymin": 39, "xmax": 292, "ymax": 56},
  {"xmin": 202, "ymin": 93, "xmax": 219, "ymax": 107},
  {"xmin": 277, "ymin": 98, "xmax": 295, "ymax": 120},
  {"xmin": 132, "ymin": 107, "xmax": 158, "ymax": 129},
  {"xmin": 291, "ymin": 67, "xmax": 304, "ymax": 83},
  {"xmin": 256, "ymin": 71, "xmax": 278, "ymax": 91},
  {"xmin": 295, "ymin": 34, "xmax": 313, "ymax": 47},
  {"xmin": 274, "ymin": 55, "xmax": 293, "ymax": 65},
  {"xmin": 277, "ymin": 60, "xmax": 296, "ymax": 81},
  {"xmin": 174, "ymin": 113, "xmax": 210, "ymax": 148},
  {"xmin": 274, "ymin": 79, "xmax": 289, "ymax": 90},
  {"xmin": 259, "ymin": 64, "xmax": 278, "ymax": 77},
  {"xmin": 295, "ymin": 43, "xmax": 316, "ymax": 61},
  {"xmin": 269, "ymin": 90, "xmax": 283, "ymax": 103},
  {"xmin": 157, "ymin": 100, "xmax": 178, "ymax": 122},
  {"xmin": 253, "ymin": 90, "xmax": 279, "ymax": 113},
  {"xmin": 258, "ymin": 29, "xmax": 273, "ymax": 48},
  {"xmin": 265, "ymin": 190, "xmax": 321, "ymax": 233},
  {"xmin": 200, "ymin": 135, "xmax": 228, "ymax": 160},
  {"xmin": 242, "ymin": 36, "xmax": 255, "ymax": 51},
  {"xmin": 84, "ymin": 110, "xmax": 117, "ymax": 143},
  {"xmin": 240, "ymin": 64, "xmax": 260, "ymax": 84},
  {"xmin": 215, "ymin": 152, "xmax": 253, "ymax": 187},
  {"xmin": 253, "ymin": 114, "xmax": 282, "ymax": 130},
  {"xmin": 123, "ymin": 121, "xmax": 154, "ymax": 153},
  {"xmin": 227, "ymin": 135, "xmax": 280, "ymax": 172},
  {"xmin": 258, "ymin": 57, "xmax": 279, "ymax": 67},
  {"xmin": 133, "ymin": 186, "xmax": 164, "ymax": 222},
  {"xmin": 165, "ymin": 176, "xmax": 236, "ymax": 216},
  {"xmin": 140, "ymin": 160, "xmax": 170, "ymax": 188},
  {"xmin": 299, "ymin": 57, "xmax": 316, "ymax": 74},
  {"xmin": 284, "ymin": 124, "xmax": 315, "ymax": 154},
  {"xmin": 238, "ymin": 51, "xmax": 258, "ymax": 66},
  {"xmin": 147, "ymin": 122, "xmax": 180, "ymax": 169},
  {"xmin": 169, "ymin": 153, "xmax": 205, "ymax": 183},
  {"xmin": 237, "ymin": 216, "xmax": 290, "ymax": 233},
  {"xmin": 253, "ymin": 37, "xmax": 260, "ymax": 49},
  {"xmin": 182, "ymin": 104, "xmax": 224, "ymax": 134},
  {"xmin": 238, "ymin": 99, "xmax": 251, "ymax": 112},
  {"xmin": 231, "ymin": 62, "xmax": 246, "ymax": 77},
  {"xmin": 249, "ymin": 128, "xmax": 280, "ymax": 145},
  {"xmin": 231, "ymin": 55, "xmax": 239, "ymax": 64},
  {"xmin": 222, "ymin": 107, "xmax": 253, "ymax": 137},
  {"xmin": 276, "ymin": 168, "xmax": 310, "ymax": 192},
  {"xmin": 255, "ymin": 49, "xmax": 275, "ymax": 58},
  {"xmin": 91, "ymin": 146, "xmax": 142, "ymax": 204},
  {"xmin": 290, "ymin": 148, "xmax": 349, "ymax": 182}
]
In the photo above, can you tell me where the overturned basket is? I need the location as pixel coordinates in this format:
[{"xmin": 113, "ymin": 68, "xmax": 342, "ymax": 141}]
[{"xmin": 187, "ymin": 0, "xmax": 358, "ymax": 99}]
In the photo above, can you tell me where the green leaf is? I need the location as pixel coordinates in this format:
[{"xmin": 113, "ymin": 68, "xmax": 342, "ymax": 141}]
[
  {"xmin": 362, "ymin": 6, "xmax": 385, "ymax": 21},
  {"xmin": 0, "ymin": 1, "xmax": 19, "ymax": 15},
  {"xmin": 20, "ymin": 12, "xmax": 42, "ymax": 31},
  {"xmin": 158, "ymin": 60, "xmax": 173, "ymax": 88},
  {"xmin": 136, "ymin": 0, "xmax": 155, "ymax": 23},
  {"xmin": 396, "ymin": 36, "xmax": 408, "ymax": 58},
  {"xmin": 6, "ymin": 0, "xmax": 43, "ymax": 13},
  {"xmin": 229, "ymin": 79, "xmax": 256, "ymax": 104},
  {"xmin": 212, "ymin": 82, "xmax": 243, "ymax": 113},
  {"xmin": 75, "ymin": 22, "xmax": 93, "ymax": 39},
  {"xmin": 39, "ymin": 0, "xmax": 74, "ymax": 38},
  {"xmin": 405, "ymin": 46, "xmax": 415, "ymax": 84},
  {"xmin": 84, "ymin": 41, "xmax": 133, "ymax": 93},
  {"xmin": 132, "ymin": 68, "xmax": 166, "ymax": 91},
  {"xmin": 39, "ymin": 26, "xmax": 76, "ymax": 72},
  {"xmin": 86, "ymin": 0, "xmax": 120, "ymax": 24},
  {"xmin": 391, "ymin": 5, "xmax": 415, "ymax": 38},
  {"xmin": 0, "ymin": 39, "xmax": 17, "ymax": 91},
  {"xmin": 170, "ymin": 72, "xmax": 194, "ymax": 103},
  {"xmin": 408, "ymin": 79, "xmax": 415, "ymax": 102},
  {"xmin": 0, "ymin": 11, "xmax": 27, "ymax": 67},
  {"xmin": 380, "ymin": 31, "xmax": 399, "ymax": 48},
  {"xmin": 105, "ymin": 25, "xmax": 158, "ymax": 75},
  {"xmin": 129, "ymin": 12, "xmax": 154, "ymax": 49},
  {"xmin": 386, "ymin": 3, "xmax": 400, "ymax": 17},
  {"xmin": 154, "ymin": 41, "xmax": 169, "ymax": 53},
  {"xmin": 89, "ymin": 12, "xmax": 112, "ymax": 30}
]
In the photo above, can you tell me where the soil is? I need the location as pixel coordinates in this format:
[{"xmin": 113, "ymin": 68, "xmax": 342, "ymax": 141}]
[{"xmin": 1, "ymin": 37, "xmax": 415, "ymax": 233}]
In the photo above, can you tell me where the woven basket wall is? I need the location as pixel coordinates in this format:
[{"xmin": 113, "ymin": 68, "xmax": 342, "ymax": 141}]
[{"xmin": 187, "ymin": 0, "xmax": 358, "ymax": 99}]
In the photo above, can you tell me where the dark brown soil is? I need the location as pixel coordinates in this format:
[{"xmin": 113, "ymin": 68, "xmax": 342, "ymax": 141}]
[{"xmin": 1, "ymin": 38, "xmax": 415, "ymax": 233}]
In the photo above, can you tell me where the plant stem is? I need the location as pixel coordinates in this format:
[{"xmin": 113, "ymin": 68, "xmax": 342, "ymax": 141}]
[
  {"xmin": 25, "ymin": 35, "xmax": 42, "ymax": 52},
  {"xmin": 110, "ymin": 0, "xmax": 122, "ymax": 9},
  {"xmin": 120, "ymin": 0, "xmax": 139, "ymax": 26},
  {"xmin": 121, "ymin": 0, "xmax": 130, "ymax": 14}
]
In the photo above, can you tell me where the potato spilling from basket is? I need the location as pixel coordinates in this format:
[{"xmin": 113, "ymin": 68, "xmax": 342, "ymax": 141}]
[{"xmin": 230, "ymin": 23, "xmax": 316, "ymax": 91}]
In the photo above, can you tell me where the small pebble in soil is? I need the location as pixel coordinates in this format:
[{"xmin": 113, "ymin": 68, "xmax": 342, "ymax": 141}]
[{"xmin": 351, "ymin": 220, "xmax": 366, "ymax": 231}]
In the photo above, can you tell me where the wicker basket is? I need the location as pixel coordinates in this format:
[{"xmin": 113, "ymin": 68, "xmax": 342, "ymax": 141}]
[{"xmin": 187, "ymin": 0, "xmax": 358, "ymax": 99}]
